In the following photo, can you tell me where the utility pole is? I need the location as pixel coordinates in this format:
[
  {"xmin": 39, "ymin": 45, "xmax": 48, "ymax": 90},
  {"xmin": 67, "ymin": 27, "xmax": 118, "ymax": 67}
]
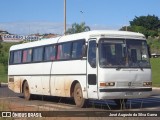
[
  {"xmin": 64, "ymin": 0, "xmax": 66, "ymax": 35},
  {"xmin": 126, "ymin": 26, "xmax": 128, "ymax": 31}
]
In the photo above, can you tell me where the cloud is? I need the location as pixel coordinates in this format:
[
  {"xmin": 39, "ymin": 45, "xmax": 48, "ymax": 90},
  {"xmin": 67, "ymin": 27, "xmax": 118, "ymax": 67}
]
[
  {"xmin": 91, "ymin": 24, "xmax": 121, "ymax": 30},
  {"xmin": 0, "ymin": 22, "xmax": 121, "ymax": 35},
  {"xmin": 0, "ymin": 22, "xmax": 65, "ymax": 35}
]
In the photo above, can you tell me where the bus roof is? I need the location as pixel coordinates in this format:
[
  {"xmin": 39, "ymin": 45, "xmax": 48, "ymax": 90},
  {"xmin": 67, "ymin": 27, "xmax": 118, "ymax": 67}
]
[{"xmin": 10, "ymin": 30, "xmax": 145, "ymax": 51}]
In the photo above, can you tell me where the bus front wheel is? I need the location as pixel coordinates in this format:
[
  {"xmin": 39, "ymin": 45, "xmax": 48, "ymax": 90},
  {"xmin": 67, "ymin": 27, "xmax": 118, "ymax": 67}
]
[
  {"xmin": 73, "ymin": 83, "xmax": 86, "ymax": 108},
  {"xmin": 23, "ymin": 81, "xmax": 32, "ymax": 100}
]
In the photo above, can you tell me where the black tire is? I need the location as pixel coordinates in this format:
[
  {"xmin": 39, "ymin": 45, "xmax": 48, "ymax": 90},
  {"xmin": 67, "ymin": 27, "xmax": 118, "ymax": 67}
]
[
  {"xmin": 73, "ymin": 83, "xmax": 86, "ymax": 108},
  {"xmin": 23, "ymin": 81, "xmax": 32, "ymax": 100}
]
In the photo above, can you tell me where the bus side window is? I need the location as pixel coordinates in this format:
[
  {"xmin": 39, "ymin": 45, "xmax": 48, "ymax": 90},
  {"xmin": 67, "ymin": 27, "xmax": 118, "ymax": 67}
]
[
  {"xmin": 72, "ymin": 40, "xmax": 84, "ymax": 59},
  {"xmin": 88, "ymin": 41, "xmax": 96, "ymax": 68},
  {"xmin": 57, "ymin": 45, "xmax": 62, "ymax": 60},
  {"xmin": 44, "ymin": 45, "xmax": 56, "ymax": 61},
  {"xmin": 57, "ymin": 43, "xmax": 71, "ymax": 60},
  {"xmin": 33, "ymin": 47, "xmax": 43, "ymax": 62},
  {"xmin": 13, "ymin": 50, "xmax": 22, "ymax": 64},
  {"xmin": 9, "ymin": 51, "xmax": 14, "ymax": 64},
  {"xmin": 22, "ymin": 50, "xmax": 27, "ymax": 62},
  {"xmin": 22, "ymin": 49, "xmax": 32, "ymax": 63}
]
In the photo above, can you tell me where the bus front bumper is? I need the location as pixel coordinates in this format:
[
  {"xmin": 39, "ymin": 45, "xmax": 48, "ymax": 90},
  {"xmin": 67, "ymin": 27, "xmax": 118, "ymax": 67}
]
[{"xmin": 98, "ymin": 88, "xmax": 152, "ymax": 99}]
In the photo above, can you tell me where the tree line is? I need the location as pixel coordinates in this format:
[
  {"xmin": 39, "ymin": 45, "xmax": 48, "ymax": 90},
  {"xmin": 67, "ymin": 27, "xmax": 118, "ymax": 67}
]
[
  {"xmin": 120, "ymin": 15, "xmax": 160, "ymax": 38},
  {"xmin": 65, "ymin": 15, "xmax": 160, "ymax": 54}
]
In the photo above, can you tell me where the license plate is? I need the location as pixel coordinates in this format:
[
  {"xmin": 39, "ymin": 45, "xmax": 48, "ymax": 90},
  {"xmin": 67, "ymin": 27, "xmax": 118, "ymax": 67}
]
[{"xmin": 125, "ymin": 92, "xmax": 133, "ymax": 96}]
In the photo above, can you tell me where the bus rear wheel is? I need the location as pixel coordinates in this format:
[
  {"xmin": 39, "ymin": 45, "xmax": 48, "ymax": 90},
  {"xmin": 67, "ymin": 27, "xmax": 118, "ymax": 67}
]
[
  {"xmin": 73, "ymin": 83, "xmax": 86, "ymax": 108},
  {"xmin": 23, "ymin": 81, "xmax": 32, "ymax": 100}
]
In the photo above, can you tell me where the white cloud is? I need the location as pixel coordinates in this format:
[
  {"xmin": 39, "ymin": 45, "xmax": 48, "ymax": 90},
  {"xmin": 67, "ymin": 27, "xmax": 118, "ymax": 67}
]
[
  {"xmin": 90, "ymin": 24, "xmax": 121, "ymax": 31},
  {"xmin": 0, "ymin": 22, "xmax": 65, "ymax": 35},
  {"xmin": 0, "ymin": 22, "xmax": 121, "ymax": 35}
]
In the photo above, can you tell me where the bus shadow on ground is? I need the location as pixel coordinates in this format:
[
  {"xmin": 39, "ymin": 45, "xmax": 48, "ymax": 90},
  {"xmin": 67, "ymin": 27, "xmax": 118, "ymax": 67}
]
[{"xmin": 19, "ymin": 95, "xmax": 160, "ymax": 110}]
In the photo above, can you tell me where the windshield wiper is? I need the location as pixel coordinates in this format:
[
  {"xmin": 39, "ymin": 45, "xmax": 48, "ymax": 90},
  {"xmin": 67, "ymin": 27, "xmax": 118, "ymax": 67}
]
[{"xmin": 116, "ymin": 65, "xmax": 122, "ymax": 71}]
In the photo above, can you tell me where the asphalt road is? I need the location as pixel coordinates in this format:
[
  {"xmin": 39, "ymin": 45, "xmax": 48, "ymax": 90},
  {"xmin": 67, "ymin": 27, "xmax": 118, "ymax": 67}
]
[{"xmin": 0, "ymin": 84, "xmax": 160, "ymax": 111}]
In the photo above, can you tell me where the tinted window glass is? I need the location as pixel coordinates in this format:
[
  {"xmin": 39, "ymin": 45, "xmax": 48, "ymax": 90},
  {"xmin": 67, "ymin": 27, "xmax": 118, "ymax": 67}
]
[
  {"xmin": 33, "ymin": 47, "xmax": 43, "ymax": 62},
  {"xmin": 72, "ymin": 40, "xmax": 84, "ymax": 59},
  {"xmin": 9, "ymin": 51, "xmax": 14, "ymax": 64},
  {"xmin": 88, "ymin": 40, "xmax": 96, "ymax": 68},
  {"xmin": 44, "ymin": 45, "xmax": 56, "ymax": 61},
  {"xmin": 57, "ymin": 42, "xmax": 71, "ymax": 60},
  {"xmin": 13, "ymin": 50, "xmax": 22, "ymax": 64},
  {"xmin": 99, "ymin": 39, "xmax": 150, "ymax": 68},
  {"xmin": 22, "ymin": 49, "xmax": 32, "ymax": 63}
]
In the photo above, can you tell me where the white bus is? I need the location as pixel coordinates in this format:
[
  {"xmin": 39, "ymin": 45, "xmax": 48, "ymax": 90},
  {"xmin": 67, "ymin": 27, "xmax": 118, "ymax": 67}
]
[{"xmin": 8, "ymin": 30, "xmax": 152, "ymax": 107}]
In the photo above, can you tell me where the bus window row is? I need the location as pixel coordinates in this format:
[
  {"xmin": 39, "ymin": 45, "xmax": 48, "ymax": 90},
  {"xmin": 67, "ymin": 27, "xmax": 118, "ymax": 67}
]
[{"xmin": 9, "ymin": 40, "xmax": 85, "ymax": 64}]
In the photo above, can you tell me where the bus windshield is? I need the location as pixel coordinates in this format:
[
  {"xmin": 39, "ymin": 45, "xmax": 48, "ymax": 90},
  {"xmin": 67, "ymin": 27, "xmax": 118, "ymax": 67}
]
[{"xmin": 99, "ymin": 38, "xmax": 150, "ymax": 68}]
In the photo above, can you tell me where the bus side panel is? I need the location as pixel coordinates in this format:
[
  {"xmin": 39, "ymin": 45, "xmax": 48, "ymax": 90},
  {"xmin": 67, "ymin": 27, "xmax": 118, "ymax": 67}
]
[
  {"xmin": 8, "ymin": 64, "xmax": 43, "ymax": 95},
  {"xmin": 8, "ymin": 76, "xmax": 21, "ymax": 93},
  {"xmin": 8, "ymin": 65, "xmax": 22, "ymax": 93},
  {"xmin": 50, "ymin": 60, "xmax": 87, "ymax": 98},
  {"xmin": 41, "ymin": 62, "xmax": 53, "ymax": 95},
  {"xmin": 50, "ymin": 75, "xmax": 87, "ymax": 97}
]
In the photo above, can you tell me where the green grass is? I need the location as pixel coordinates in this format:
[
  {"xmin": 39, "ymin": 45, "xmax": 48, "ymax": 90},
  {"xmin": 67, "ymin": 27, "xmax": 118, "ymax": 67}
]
[
  {"xmin": 0, "ymin": 42, "xmax": 17, "ymax": 83},
  {"xmin": 0, "ymin": 64, "xmax": 7, "ymax": 83},
  {"xmin": 150, "ymin": 58, "xmax": 160, "ymax": 87}
]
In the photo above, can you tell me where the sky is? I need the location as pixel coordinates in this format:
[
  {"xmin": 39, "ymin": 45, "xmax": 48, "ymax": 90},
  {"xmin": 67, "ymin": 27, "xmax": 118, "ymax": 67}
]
[{"xmin": 0, "ymin": 0, "xmax": 160, "ymax": 35}]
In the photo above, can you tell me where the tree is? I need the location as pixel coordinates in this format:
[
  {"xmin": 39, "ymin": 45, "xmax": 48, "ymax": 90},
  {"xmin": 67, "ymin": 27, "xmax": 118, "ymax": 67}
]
[
  {"xmin": 66, "ymin": 22, "xmax": 90, "ymax": 34},
  {"xmin": 130, "ymin": 15, "xmax": 160, "ymax": 31},
  {"xmin": 120, "ymin": 15, "xmax": 160, "ymax": 38},
  {"xmin": 119, "ymin": 26, "xmax": 132, "ymax": 31},
  {"xmin": 158, "ymin": 28, "xmax": 160, "ymax": 37},
  {"xmin": 0, "ymin": 42, "xmax": 2, "ymax": 55},
  {"xmin": 0, "ymin": 35, "xmax": 2, "ymax": 41},
  {"xmin": 131, "ymin": 26, "xmax": 149, "ymax": 37}
]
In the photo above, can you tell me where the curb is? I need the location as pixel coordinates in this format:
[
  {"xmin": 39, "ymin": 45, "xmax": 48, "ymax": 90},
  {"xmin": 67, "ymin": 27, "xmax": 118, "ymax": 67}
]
[
  {"xmin": 152, "ymin": 87, "xmax": 160, "ymax": 90},
  {"xmin": 0, "ymin": 82, "xmax": 8, "ymax": 87},
  {"xmin": 0, "ymin": 82, "xmax": 8, "ymax": 85}
]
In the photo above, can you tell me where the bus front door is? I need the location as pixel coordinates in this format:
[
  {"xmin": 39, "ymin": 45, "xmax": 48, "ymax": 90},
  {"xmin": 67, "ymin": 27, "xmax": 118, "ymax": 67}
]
[{"xmin": 87, "ymin": 40, "xmax": 98, "ymax": 99}]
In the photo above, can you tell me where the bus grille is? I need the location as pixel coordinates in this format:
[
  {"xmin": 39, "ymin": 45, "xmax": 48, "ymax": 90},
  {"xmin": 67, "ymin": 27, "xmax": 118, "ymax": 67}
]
[{"xmin": 116, "ymin": 82, "xmax": 143, "ymax": 87}]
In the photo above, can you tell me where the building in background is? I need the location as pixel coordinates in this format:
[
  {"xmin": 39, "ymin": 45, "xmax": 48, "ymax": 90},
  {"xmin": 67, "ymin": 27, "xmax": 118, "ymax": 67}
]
[{"xmin": 0, "ymin": 30, "xmax": 59, "ymax": 42}]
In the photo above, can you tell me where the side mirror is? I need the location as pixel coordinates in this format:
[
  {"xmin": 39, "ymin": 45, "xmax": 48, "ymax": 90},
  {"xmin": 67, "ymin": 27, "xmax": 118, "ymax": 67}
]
[{"xmin": 147, "ymin": 45, "xmax": 151, "ymax": 58}]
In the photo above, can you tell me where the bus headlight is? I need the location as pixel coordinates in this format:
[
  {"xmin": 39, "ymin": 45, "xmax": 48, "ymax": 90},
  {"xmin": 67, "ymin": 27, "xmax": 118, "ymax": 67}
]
[
  {"xmin": 143, "ymin": 82, "xmax": 152, "ymax": 87},
  {"xmin": 100, "ymin": 82, "xmax": 115, "ymax": 87}
]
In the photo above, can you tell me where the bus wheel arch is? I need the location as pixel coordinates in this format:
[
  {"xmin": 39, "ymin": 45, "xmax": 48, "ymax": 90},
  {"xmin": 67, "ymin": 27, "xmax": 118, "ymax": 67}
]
[
  {"xmin": 22, "ymin": 80, "xmax": 27, "ymax": 93},
  {"xmin": 23, "ymin": 80, "xmax": 32, "ymax": 100},
  {"xmin": 73, "ymin": 82, "xmax": 86, "ymax": 108},
  {"xmin": 70, "ymin": 80, "xmax": 79, "ymax": 97}
]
